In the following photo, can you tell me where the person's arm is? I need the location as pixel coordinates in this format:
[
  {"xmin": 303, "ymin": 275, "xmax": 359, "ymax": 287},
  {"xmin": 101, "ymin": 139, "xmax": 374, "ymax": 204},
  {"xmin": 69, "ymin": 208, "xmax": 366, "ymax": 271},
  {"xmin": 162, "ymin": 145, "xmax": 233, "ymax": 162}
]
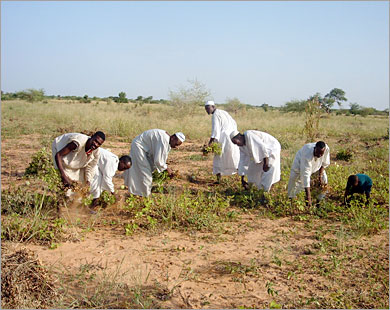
[
  {"xmin": 209, "ymin": 113, "xmax": 221, "ymax": 144},
  {"xmin": 154, "ymin": 139, "xmax": 169, "ymax": 173},
  {"xmin": 318, "ymin": 166, "xmax": 325, "ymax": 185},
  {"xmin": 55, "ymin": 142, "xmax": 77, "ymax": 187},
  {"xmin": 301, "ymin": 158, "xmax": 312, "ymax": 207},
  {"xmin": 305, "ymin": 187, "xmax": 312, "ymax": 207},
  {"xmin": 263, "ymin": 157, "xmax": 270, "ymax": 172},
  {"xmin": 103, "ymin": 160, "xmax": 116, "ymax": 195},
  {"xmin": 208, "ymin": 137, "xmax": 216, "ymax": 145},
  {"xmin": 85, "ymin": 150, "xmax": 99, "ymax": 186},
  {"xmin": 344, "ymin": 187, "xmax": 349, "ymax": 205},
  {"xmin": 365, "ymin": 191, "xmax": 370, "ymax": 202}
]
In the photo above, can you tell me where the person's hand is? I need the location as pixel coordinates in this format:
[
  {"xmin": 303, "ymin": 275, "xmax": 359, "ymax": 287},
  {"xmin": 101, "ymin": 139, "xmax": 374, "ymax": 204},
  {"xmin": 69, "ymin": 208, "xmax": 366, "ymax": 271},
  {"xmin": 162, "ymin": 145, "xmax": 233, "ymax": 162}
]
[
  {"xmin": 112, "ymin": 192, "xmax": 120, "ymax": 201},
  {"xmin": 319, "ymin": 175, "xmax": 324, "ymax": 186},
  {"xmin": 263, "ymin": 163, "xmax": 270, "ymax": 172},
  {"xmin": 167, "ymin": 167, "xmax": 175, "ymax": 178},
  {"xmin": 61, "ymin": 175, "xmax": 73, "ymax": 188}
]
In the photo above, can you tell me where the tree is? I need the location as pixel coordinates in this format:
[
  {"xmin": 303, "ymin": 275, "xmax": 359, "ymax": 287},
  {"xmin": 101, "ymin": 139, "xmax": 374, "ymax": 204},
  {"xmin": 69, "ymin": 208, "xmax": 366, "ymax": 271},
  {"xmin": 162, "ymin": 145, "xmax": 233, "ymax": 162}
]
[
  {"xmin": 224, "ymin": 97, "xmax": 246, "ymax": 114},
  {"xmin": 319, "ymin": 88, "xmax": 348, "ymax": 112},
  {"xmin": 19, "ymin": 88, "xmax": 45, "ymax": 102},
  {"xmin": 117, "ymin": 92, "xmax": 128, "ymax": 103},
  {"xmin": 260, "ymin": 103, "xmax": 270, "ymax": 112},
  {"xmin": 143, "ymin": 96, "xmax": 153, "ymax": 103},
  {"xmin": 281, "ymin": 99, "xmax": 307, "ymax": 113},
  {"xmin": 349, "ymin": 103, "xmax": 361, "ymax": 115},
  {"xmin": 168, "ymin": 79, "xmax": 211, "ymax": 108}
]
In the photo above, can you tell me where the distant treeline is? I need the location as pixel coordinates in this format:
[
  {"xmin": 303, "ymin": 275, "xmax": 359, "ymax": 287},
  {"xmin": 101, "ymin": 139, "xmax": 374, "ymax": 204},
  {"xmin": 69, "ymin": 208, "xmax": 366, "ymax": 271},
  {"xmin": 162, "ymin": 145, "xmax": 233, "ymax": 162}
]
[
  {"xmin": 1, "ymin": 88, "xmax": 388, "ymax": 116},
  {"xmin": 0, "ymin": 89, "xmax": 168, "ymax": 105}
]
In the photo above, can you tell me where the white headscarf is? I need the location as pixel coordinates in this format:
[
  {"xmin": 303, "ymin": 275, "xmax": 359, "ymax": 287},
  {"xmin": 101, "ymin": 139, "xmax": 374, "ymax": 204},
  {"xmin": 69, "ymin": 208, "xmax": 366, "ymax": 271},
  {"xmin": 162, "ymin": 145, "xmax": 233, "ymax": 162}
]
[
  {"xmin": 175, "ymin": 132, "xmax": 186, "ymax": 142},
  {"xmin": 205, "ymin": 100, "xmax": 215, "ymax": 106},
  {"xmin": 229, "ymin": 130, "xmax": 240, "ymax": 140}
]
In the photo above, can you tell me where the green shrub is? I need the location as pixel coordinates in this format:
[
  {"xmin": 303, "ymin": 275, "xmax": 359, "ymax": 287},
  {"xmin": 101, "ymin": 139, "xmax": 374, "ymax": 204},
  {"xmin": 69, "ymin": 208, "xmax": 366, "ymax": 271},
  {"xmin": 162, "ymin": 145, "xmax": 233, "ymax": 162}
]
[
  {"xmin": 336, "ymin": 149, "xmax": 353, "ymax": 162},
  {"xmin": 25, "ymin": 148, "xmax": 62, "ymax": 191}
]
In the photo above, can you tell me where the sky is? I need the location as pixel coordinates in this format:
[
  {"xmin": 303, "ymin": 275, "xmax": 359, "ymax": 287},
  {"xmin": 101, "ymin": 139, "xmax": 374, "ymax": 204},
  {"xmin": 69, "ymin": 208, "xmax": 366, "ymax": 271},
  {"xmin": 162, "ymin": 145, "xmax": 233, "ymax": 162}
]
[{"xmin": 1, "ymin": 1, "xmax": 389, "ymax": 109}]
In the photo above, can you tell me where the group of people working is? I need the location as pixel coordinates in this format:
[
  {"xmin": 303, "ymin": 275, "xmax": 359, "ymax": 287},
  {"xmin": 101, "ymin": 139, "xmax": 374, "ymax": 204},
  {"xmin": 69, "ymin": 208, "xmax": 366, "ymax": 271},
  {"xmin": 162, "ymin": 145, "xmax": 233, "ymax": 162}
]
[{"xmin": 51, "ymin": 100, "xmax": 372, "ymax": 210}]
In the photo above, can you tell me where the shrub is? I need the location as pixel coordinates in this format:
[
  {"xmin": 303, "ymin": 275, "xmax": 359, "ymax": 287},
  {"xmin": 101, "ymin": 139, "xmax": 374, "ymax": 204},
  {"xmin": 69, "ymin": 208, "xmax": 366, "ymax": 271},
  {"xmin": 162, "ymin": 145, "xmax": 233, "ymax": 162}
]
[
  {"xmin": 336, "ymin": 149, "xmax": 353, "ymax": 162},
  {"xmin": 25, "ymin": 148, "xmax": 62, "ymax": 191}
]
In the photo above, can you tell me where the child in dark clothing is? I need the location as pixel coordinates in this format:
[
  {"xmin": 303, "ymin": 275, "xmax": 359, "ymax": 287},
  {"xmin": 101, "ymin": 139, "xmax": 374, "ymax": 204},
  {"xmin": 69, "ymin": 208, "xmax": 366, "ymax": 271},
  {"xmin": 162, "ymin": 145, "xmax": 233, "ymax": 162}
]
[{"xmin": 344, "ymin": 174, "xmax": 373, "ymax": 205}]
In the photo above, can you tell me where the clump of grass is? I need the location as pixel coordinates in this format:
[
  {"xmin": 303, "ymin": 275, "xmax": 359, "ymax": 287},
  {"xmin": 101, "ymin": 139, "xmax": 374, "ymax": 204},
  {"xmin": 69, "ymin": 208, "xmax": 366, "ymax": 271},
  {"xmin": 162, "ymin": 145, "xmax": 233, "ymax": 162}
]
[
  {"xmin": 202, "ymin": 142, "xmax": 222, "ymax": 156},
  {"xmin": 1, "ymin": 187, "xmax": 66, "ymax": 247},
  {"xmin": 56, "ymin": 260, "xmax": 161, "ymax": 309},
  {"xmin": 336, "ymin": 149, "xmax": 353, "ymax": 162}
]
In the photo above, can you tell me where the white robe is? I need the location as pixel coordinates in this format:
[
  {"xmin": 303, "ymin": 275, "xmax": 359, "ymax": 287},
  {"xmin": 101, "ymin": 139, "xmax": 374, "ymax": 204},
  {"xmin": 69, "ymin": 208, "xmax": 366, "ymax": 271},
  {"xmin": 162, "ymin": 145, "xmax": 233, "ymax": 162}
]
[
  {"xmin": 287, "ymin": 143, "xmax": 330, "ymax": 198},
  {"xmin": 210, "ymin": 109, "xmax": 240, "ymax": 175},
  {"xmin": 90, "ymin": 148, "xmax": 118, "ymax": 199},
  {"xmin": 124, "ymin": 129, "xmax": 171, "ymax": 197},
  {"xmin": 51, "ymin": 133, "xmax": 99, "ymax": 184},
  {"xmin": 238, "ymin": 130, "xmax": 281, "ymax": 191}
]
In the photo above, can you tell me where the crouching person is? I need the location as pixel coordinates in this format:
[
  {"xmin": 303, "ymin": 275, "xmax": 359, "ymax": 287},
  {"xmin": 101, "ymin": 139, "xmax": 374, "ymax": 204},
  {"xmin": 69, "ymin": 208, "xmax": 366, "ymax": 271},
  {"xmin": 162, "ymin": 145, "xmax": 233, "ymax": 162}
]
[
  {"xmin": 288, "ymin": 141, "xmax": 330, "ymax": 208},
  {"xmin": 344, "ymin": 174, "xmax": 372, "ymax": 206},
  {"xmin": 52, "ymin": 131, "xmax": 105, "ymax": 190},
  {"xmin": 90, "ymin": 148, "xmax": 131, "ymax": 208}
]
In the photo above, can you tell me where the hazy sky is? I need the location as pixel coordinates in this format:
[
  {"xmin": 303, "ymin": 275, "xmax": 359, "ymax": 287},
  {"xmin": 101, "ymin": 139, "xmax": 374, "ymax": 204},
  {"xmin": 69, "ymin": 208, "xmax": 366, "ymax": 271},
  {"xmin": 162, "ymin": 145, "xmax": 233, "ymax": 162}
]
[{"xmin": 1, "ymin": 1, "xmax": 389, "ymax": 109}]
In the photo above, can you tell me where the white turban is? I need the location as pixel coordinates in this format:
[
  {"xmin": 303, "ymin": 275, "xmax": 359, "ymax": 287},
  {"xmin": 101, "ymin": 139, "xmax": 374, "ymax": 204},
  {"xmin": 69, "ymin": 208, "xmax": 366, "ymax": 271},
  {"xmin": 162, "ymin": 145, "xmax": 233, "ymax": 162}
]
[
  {"xmin": 205, "ymin": 100, "xmax": 215, "ymax": 106},
  {"xmin": 175, "ymin": 132, "xmax": 185, "ymax": 142},
  {"xmin": 229, "ymin": 130, "xmax": 240, "ymax": 140}
]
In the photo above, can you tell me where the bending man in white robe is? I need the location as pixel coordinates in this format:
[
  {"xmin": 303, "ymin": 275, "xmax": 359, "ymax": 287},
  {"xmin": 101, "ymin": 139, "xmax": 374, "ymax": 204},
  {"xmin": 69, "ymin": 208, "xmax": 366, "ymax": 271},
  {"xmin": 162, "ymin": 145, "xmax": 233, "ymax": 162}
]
[
  {"xmin": 124, "ymin": 129, "xmax": 185, "ymax": 197},
  {"xmin": 52, "ymin": 131, "xmax": 105, "ymax": 187},
  {"xmin": 90, "ymin": 148, "xmax": 132, "ymax": 207},
  {"xmin": 205, "ymin": 100, "xmax": 240, "ymax": 184},
  {"xmin": 287, "ymin": 141, "xmax": 330, "ymax": 207},
  {"xmin": 230, "ymin": 130, "xmax": 281, "ymax": 192}
]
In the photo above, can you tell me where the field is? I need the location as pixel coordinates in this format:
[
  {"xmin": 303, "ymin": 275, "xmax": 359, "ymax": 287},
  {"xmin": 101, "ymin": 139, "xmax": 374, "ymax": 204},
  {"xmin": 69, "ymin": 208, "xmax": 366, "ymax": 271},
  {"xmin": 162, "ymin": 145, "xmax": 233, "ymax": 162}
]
[{"xmin": 1, "ymin": 99, "xmax": 389, "ymax": 309}]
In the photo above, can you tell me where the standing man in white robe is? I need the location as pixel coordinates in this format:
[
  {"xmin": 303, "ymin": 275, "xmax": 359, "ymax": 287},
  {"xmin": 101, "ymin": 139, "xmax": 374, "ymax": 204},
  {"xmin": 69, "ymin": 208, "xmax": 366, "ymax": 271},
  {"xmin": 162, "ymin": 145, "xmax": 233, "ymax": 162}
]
[
  {"xmin": 287, "ymin": 141, "xmax": 330, "ymax": 207},
  {"xmin": 230, "ymin": 130, "xmax": 281, "ymax": 192},
  {"xmin": 90, "ymin": 148, "xmax": 132, "ymax": 207},
  {"xmin": 205, "ymin": 100, "xmax": 240, "ymax": 184},
  {"xmin": 52, "ymin": 131, "xmax": 105, "ymax": 188},
  {"xmin": 124, "ymin": 129, "xmax": 185, "ymax": 197}
]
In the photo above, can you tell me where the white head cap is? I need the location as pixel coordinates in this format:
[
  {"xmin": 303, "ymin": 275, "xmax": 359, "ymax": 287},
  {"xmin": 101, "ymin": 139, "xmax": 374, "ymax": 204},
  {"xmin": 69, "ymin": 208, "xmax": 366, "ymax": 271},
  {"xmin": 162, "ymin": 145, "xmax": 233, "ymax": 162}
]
[
  {"xmin": 229, "ymin": 130, "xmax": 240, "ymax": 140},
  {"xmin": 205, "ymin": 100, "xmax": 215, "ymax": 106},
  {"xmin": 175, "ymin": 132, "xmax": 185, "ymax": 143}
]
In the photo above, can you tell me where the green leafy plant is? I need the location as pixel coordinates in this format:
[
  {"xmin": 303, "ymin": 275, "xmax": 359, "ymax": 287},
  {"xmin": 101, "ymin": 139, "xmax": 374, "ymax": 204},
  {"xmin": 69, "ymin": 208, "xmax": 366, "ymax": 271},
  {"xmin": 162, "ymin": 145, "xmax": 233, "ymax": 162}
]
[
  {"xmin": 25, "ymin": 148, "xmax": 62, "ymax": 191},
  {"xmin": 202, "ymin": 142, "xmax": 222, "ymax": 156}
]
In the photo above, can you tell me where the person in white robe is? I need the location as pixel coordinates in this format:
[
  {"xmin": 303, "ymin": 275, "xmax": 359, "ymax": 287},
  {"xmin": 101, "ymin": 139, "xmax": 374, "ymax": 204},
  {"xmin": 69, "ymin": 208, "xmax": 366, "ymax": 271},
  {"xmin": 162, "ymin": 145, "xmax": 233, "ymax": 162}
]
[
  {"xmin": 52, "ymin": 131, "xmax": 105, "ymax": 187},
  {"xmin": 230, "ymin": 130, "xmax": 281, "ymax": 191},
  {"xmin": 90, "ymin": 148, "xmax": 132, "ymax": 207},
  {"xmin": 287, "ymin": 141, "xmax": 330, "ymax": 207},
  {"xmin": 205, "ymin": 100, "xmax": 240, "ymax": 184},
  {"xmin": 124, "ymin": 129, "xmax": 185, "ymax": 197}
]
